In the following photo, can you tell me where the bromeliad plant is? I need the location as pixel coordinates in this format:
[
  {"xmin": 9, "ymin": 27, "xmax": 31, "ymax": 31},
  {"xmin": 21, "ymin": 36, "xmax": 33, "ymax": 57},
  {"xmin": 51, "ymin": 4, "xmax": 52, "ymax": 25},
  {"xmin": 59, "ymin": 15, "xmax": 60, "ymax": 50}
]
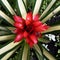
[
  {"xmin": 0, "ymin": 0, "xmax": 60, "ymax": 60},
  {"xmin": 13, "ymin": 12, "xmax": 49, "ymax": 47}
]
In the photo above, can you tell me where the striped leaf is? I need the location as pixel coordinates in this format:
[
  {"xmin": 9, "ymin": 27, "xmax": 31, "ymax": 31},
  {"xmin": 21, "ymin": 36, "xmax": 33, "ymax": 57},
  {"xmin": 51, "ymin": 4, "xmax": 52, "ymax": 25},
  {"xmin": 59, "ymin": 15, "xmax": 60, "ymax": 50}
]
[
  {"xmin": 0, "ymin": 35, "xmax": 15, "ymax": 41},
  {"xmin": 42, "ymin": 6, "xmax": 60, "ymax": 23},
  {"xmin": 0, "ymin": 41, "xmax": 21, "ymax": 55},
  {"xmin": 17, "ymin": 0, "xmax": 27, "ymax": 19},
  {"xmin": 42, "ymin": 25, "xmax": 60, "ymax": 33},
  {"xmin": 1, "ymin": 46, "xmax": 20, "ymax": 60},
  {"xmin": 34, "ymin": 44, "xmax": 43, "ymax": 60},
  {"xmin": 22, "ymin": 43, "xmax": 29, "ymax": 60},
  {"xmin": 42, "ymin": 46, "xmax": 56, "ymax": 60},
  {"xmin": 0, "ymin": 10, "xmax": 14, "ymax": 25},
  {"xmin": 40, "ymin": 0, "xmax": 56, "ymax": 19},
  {"xmin": 38, "ymin": 38, "xmax": 50, "ymax": 43},
  {"xmin": 33, "ymin": 0, "xmax": 42, "ymax": 15},
  {"xmin": 0, "ymin": 0, "xmax": 16, "ymax": 15}
]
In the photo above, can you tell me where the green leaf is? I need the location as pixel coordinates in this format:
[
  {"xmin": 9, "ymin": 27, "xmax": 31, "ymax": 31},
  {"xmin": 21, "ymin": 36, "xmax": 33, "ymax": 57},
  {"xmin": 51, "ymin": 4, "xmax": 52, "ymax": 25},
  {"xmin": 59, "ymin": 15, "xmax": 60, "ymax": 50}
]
[
  {"xmin": 42, "ymin": 46, "xmax": 56, "ymax": 60},
  {"xmin": 42, "ymin": 25, "xmax": 60, "ymax": 34},
  {"xmin": 17, "ymin": 44, "xmax": 24, "ymax": 60},
  {"xmin": 0, "ymin": 10, "xmax": 14, "ymax": 25},
  {"xmin": 17, "ymin": 42, "xmax": 30, "ymax": 60},
  {"xmin": 41, "ymin": 6, "xmax": 60, "ymax": 23},
  {"xmin": 40, "ymin": 0, "xmax": 56, "ymax": 19},
  {"xmin": 0, "ymin": 31, "xmax": 12, "ymax": 36},
  {"xmin": 23, "ymin": 0, "xmax": 27, "ymax": 7},
  {"xmin": 14, "ymin": 0, "xmax": 21, "ymax": 16},
  {"xmin": 33, "ymin": 0, "xmax": 42, "ymax": 15},
  {"xmin": 27, "ymin": 0, "xmax": 36, "ymax": 12},
  {"xmin": 21, "ymin": 43, "xmax": 29, "ymax": 60},
  {"xmin": 38, "ymin": 38, "xmax": 50, "ymax": 43},
  {"xmin": 6, "ymin": 27, "xmax": 15, "ymax": 32},
  {"xmin": 58, "ymin": 49, "xmax": 60, "ymax": 53},
  {"xmin": 0, "ymin": 0, "xmax": 16, "ymax": 15},
  {"xmin": 0, "ymin": 41, "xmax": 21, "ymax": 55},
  {"xmin": 33, "ymin": 44, "xmax": 43, "ymax": 60},
  {"xmin": 1, "ymin": 46, "xmax": 20, "ymax": 60},
  {"xmin": 0, "ymin": 34, "xmax": 15, "ymax": 42},
  {"xmin": 17, "ymin": 0, "xmax": 27, "ymax": 19},
  {"xmin": 0, "ymin": 26, "xmax": 10, "ymax": 31}
]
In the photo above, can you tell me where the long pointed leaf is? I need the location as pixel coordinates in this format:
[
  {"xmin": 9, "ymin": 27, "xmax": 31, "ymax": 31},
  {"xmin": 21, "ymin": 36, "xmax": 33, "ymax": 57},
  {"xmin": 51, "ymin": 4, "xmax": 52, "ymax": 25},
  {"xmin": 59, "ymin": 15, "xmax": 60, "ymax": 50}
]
[
  {"xmin": 0, "ymin": 31, "xmax": 11, "ymax": 35},
  {"xmin": 42, "ymin": 6, "xmax": 60, "ymax": 23},
  {"xmin": 40, "ymin": 0, "xmax": 56, "ymax": 19},
  {"xmin": 23, "ymin": 0, "xmax": 26, "ymax": 5},
  {"xmin": 0, "ymin": 35, "xmax": 15, "ymax": 41},
  {"xmin": 38, "ymin": 38, "xmax": 50, "ymax": 43},
  {"xmin": 22, "ymin": 43, "xmax": 29, "ymax": 60},
  {"xmin": 1, "ymin": 46, "xmax": 20, "ymax": 60},
  {"xmin": 1, "ymin": 0, "xmax": 16, "ymax": 15},
  {"xmin": 0, "ymin": 26, "xmax": 9, "ymax": 31},
  {"xmin": 33, "ymin": 0, "xmax": 42, "ymax": 15},
  {"xmin": 0, "ymin": 41, "xmax": 21, "ymax": 55},
  {"xmin": 7, "ymin": 27, "xmax": 15, "ymax": 32},
  {"xmin": 17, "ymin": 0, "xmax": 27, "ymax": 19},
  {"xmin": 34, "ymin": 44, "xmax": 43, "ymax": 60},
  {"xmin": 42, "ymin": 46, "xmax": 56, "ymax": 60},
  {"xmin": 42, "ymin": 25, "xmax": 60, "ymax": 33},
  {"xmin": 0, "ymin": 10, "xmax": 14, "ymax": 25}
]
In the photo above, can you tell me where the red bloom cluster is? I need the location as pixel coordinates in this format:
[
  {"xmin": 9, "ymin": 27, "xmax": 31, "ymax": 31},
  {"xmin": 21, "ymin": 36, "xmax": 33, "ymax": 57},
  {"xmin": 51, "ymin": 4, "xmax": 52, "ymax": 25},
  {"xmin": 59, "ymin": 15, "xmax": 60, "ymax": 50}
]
[{"xmin": 13, "ymin": 12, "xmax": 49, "ymax": 47}]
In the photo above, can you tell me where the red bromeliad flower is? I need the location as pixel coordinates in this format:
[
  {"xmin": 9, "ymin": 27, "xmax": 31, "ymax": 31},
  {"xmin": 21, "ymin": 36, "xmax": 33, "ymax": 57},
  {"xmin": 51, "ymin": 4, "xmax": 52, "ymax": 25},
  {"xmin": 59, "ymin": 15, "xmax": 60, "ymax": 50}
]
[{"xmin": 13, "ymin": 12, "xmax": 49, "ymax": 47}]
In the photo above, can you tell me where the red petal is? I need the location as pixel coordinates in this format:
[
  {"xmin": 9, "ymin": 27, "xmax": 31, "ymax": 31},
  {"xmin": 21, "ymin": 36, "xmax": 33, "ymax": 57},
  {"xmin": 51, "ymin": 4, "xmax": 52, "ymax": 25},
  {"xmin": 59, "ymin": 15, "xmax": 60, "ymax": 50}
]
[
  {"xmin": 13, "ymin": 28, "xmax": 20, "ymax": 34},
  {"xmin": 14, "ymin": 22, "xmax": 24, "ymax": 29},
  {"xmin": 14, "ymin": 33, "xmax": 23, "ymax": 42},
  {"xmin": 38, "ymin": 33, "xmax": 42, "ymax": 38},
  {"xmin": 41, "ymin": 24, "xmax": 49, "ymax": 30},
  {"xmin": 13, "ymin": 15, "xmax": 24, "ymax": 23},
  {"xmin": 33, "ymin": 14, "xmax": 40, "ymax": 21},
  {"xmin": 30, "ymin": 34, "xmax": 38, "ymax": 44},
  {"xmin": 36, "ymin": 32, "xmax": 42, "ymax": 38},
  {"xmin": 33, "ymin": 21, "xmax": 43, "ymax": 27},
  {"xmin": 39, "ymin": 33, "xmax": 42, "ymax": 38},
  {"xmin": 35, "ymin": 26, "xmax": 44, "ymax": 32},
  {"xmin": 23, "ymin": 31, "xmax": 29, "ymax": 38},
  {"xmin": 26, "ymin": 12, "xmax": 33, "ymax": 25},
  {"xmin": 35, "ymin": 24, "xmax": 49, "ymax": 32},
  {"xmin": 26, "ymin": 37, "xmax": 30, "ymax": 44},
  {"xmin": 26, "ymin": 37, "xmax": 34, "ymax": 48},
  {"xmin": 29, "ymin": 42, "xmax": 34, "ymax": 48},
  {"xmin": 13, "ymin": 28, "xmax": 23, "ymax": 34}
]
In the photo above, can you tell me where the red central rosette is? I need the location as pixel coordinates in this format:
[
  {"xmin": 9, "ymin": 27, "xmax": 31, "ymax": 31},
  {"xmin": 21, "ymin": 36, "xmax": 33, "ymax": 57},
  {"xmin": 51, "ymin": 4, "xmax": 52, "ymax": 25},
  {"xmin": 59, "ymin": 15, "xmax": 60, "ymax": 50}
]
[{"xmin": 13, "ymin": 12, "xmax": 49, "ymax": 47}]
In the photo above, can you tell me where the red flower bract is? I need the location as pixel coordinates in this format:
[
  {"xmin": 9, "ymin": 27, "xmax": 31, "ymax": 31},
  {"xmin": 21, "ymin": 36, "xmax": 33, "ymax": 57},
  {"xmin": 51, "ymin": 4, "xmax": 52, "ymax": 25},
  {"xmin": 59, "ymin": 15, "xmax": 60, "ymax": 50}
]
[{"xmin": 13, "ymin": 12, "xmax": 49, "ymax": 47}]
